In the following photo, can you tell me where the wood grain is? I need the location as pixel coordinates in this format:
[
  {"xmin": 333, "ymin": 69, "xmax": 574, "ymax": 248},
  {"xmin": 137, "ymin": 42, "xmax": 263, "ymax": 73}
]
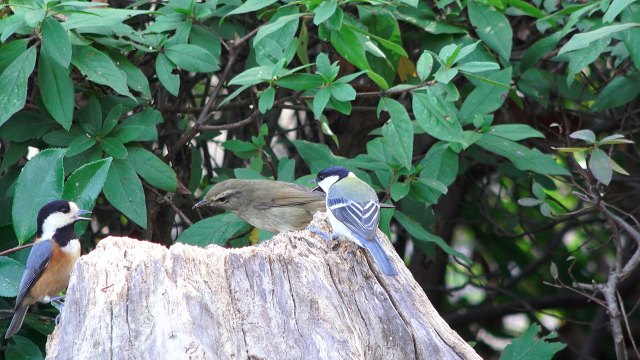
[{"xmin": 46, "ymin": 212, "xmax": 479, "ymax": 360}]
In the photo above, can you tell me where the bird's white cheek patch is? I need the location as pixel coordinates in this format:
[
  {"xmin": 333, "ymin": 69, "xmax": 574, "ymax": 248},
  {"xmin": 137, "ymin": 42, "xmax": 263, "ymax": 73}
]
[
  {"xmin": 61, "ymin": 239, "xmax": 81, "ymax": 258},
  {"xmin": 318, "ymin": 175, "xmax": 340, "ymax": 192}
]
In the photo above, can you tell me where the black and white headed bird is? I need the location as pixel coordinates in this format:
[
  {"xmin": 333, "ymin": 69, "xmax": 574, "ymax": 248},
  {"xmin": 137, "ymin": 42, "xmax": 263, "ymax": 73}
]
[
  {"xmin": 5, "ymin": 200, "xmax": 91, "ymax": 339},
  {"xmin": 313, "ymin": 166, "xmax": 398, "ymax": 276}
]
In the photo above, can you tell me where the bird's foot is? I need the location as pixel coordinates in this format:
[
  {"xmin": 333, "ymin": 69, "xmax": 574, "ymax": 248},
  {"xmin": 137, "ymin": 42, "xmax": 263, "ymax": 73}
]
[
  {"xmin": 49, "ymin": 295, "xmax": 66, "ymax": 304},
  {"xmin": 307, "ymin": 226, "xmax": 337, "ymax": 242}
]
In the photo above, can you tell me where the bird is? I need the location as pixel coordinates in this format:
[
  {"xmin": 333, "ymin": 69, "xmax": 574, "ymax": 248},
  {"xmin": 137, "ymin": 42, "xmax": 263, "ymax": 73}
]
[
  {"xmin": 192, "ymin": 179, "xmax": 326, "ymax": 234},
  {"xmin": 5, "ymin": 200, "xmax": 92, "ymax": 339},
  {"xmin": 311, "ymin": 166, "xmax": 398, "ymax": 276}
]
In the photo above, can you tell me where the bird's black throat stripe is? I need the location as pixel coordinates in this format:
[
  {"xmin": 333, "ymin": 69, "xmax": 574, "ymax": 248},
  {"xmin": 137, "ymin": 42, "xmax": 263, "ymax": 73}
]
[{"xmin": 52, "ymin": 224, "xmax": 78, "ymax": 247}]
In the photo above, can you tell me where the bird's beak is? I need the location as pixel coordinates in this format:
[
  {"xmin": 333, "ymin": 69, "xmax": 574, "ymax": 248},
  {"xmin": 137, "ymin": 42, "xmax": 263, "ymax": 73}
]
[
  {"xmin": 192, "ymin": 199, "xmax": 209, "ymax": 209},
  {"xmin": 308, "ymin": 178, "xmax": 322, "ymax": 192},
  {"xmin": 75, "ymin": 209, "xmax": 92, "ymax": 221}
]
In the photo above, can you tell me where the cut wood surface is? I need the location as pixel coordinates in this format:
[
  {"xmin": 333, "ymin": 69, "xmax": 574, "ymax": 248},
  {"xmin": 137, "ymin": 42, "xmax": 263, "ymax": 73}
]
[{"xmin": 46, "ymin": 212, "xmax": 480, "ymax": 360}]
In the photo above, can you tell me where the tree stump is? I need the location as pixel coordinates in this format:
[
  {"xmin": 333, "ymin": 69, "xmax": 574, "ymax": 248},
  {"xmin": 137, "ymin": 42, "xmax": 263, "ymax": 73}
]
[{"xmin": 46, "ymin": 213, "xmax": 480, "ymax": 359}]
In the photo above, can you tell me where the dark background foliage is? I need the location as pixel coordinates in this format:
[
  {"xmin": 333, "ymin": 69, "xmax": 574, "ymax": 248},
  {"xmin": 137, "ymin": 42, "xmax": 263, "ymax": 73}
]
[{"xmin": 0, "ymin": 0, "xmax": 639, "ymax": 358}]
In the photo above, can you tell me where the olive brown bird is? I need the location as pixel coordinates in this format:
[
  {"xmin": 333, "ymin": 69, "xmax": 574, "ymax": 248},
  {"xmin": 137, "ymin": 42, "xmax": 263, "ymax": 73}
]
[{"xmin": 193, "ymin": 179, "xmax": 326, "ymax": 234}]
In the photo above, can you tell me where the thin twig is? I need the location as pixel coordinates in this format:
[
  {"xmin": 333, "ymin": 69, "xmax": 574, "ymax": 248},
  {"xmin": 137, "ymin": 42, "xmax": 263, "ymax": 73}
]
[
  {"xmin": 197, "ymin": 112, "xmax": 259, "ymax": 132},
  {"xmin": 165, "ymin": 27, "xmax": 262, "ymax": 161},
  {"xmin": 618, "ymin": 290, "xmax": 640, "ymax": 359},
  {"xmin": 0, "ymin": 243, "xmax": 33, "ymax": 256}
]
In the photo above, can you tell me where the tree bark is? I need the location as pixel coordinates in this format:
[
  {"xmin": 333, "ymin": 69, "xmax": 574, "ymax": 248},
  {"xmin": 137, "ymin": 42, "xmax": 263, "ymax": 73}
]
[{"xmin": 46, "ymin": 213, "xmax": 480, "ymax": 360}]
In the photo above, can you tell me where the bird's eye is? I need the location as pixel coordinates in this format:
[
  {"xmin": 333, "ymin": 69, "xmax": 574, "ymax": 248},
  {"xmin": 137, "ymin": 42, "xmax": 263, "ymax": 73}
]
[
  {"xmin": 62, "ymin": 206, "xmax": 70, "ymax": 213},
  {"xmin": 217, "ymin": 196, "xmax": 227, "ymax": 203}
]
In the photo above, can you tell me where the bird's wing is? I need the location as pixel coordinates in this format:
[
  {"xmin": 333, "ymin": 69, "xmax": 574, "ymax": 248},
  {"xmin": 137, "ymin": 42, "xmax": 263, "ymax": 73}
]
[
  {"xmin": 327, "ymin": 178, "xmax": 380, "ymax": 240},
  {"xmin": 14, "ymin": 240, "xmax": 52, "ymax": 310},
  {"xmin": 253, "ymin": 182, "xmax": 325, "ymax": 209}
]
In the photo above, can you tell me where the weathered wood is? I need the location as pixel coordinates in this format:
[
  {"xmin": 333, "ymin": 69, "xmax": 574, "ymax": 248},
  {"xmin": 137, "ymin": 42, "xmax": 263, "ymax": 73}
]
[{"xmin": 46, "ymin": 213, "xmax": 480, "ymax": 359}]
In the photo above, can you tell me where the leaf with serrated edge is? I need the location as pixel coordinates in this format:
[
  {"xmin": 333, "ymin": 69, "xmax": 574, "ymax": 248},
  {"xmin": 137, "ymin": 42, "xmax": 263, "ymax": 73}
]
[{"xmin": 12, "ymin": 148, "xmax": 66, "ymax": 243}]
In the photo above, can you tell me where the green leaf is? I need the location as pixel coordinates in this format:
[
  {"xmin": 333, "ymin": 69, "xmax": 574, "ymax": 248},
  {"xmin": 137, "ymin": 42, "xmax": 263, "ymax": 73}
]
[
  {"xmin": 500, "ymin": 324, "xmax": 566, "ymax": 360},
  {"xmin": 532, "ymin": 183, "xmax": 546, "ymax": 200},
  {"xmin": 558, "ymin": 23, "xmax": 639, "ymax": 55},
  {"xmin": 589, "ymin": 148, "xmax": 612, "ymax": 185},
  {"xmin": 313, "ymin": 87, "xmax": 331, "ymax": 119},
  {"xmin": 521, "ymin": 33, "xmax": 561, "ymax": 71},
  {"xmin": 254, "ymin": 14, "xmax": 304, "ymax": 46},
  {"xmin": 71, "ymin": 46, "xmax": 133, "ymax": 98},
  {"xmin": 488, "ymin": 124, "xmax": 544, "ymax": 141},
  {"xmin": 277, "ymin": 73, "xmax": 324, "ymax": 90},
  {"xmin": 103, "ymin": 159, "xmax": 147, "ymax": 228},
  {"xmin": 419, "ymin": 141, "xmax": 458, "ymax": 186},
  {"xmin": 569, "ymin": 129, "xmax": 596, "ymax": 143},
  {"xmin": 100, "ymin": 137, "xmax": 128, "ymax": 159},
  {"xmin": 457, "ymin": 61, "xmax": 500, "ymax": 73},
  {"xmin": 164, "ymin": 44, "xmax": 218, "ymax": 73},
  {"xmin": 467, "ymin": 2, "xmax": 512, "ymax": 61},
  {"xmin": 434, "ymin": 67, "xmax": 458, "ymax": 84},
  {"xmin": 229, "ymin": 66, "xmax": 273, "ymax": 86},
  {"xmin": 592, "ymin": 75, "xmax": 640, "ymax": 111},
  {"xmin": 189, "ymin": 25, "xmax": 221, "ymax": 72},
  {"xmin": 66, "ymin": 135, "xmax": 97, "ymax": 158},
  {"xmin": 413, "ymin": 91, "xmax": 464, "ymax": 143},
  {"xmin": 330, "ymin": 83, "xmax": 356, "ymax": 101},
  {"xmin": 293, "ymin": 140, "xmax": 349, "ymax": 173},
  {"xmin": 41, "ymin": 17, "xmax": 72, "ymax": 68},
  {"xmin": 177, "ymin": 213, "xmax": 251, "ymax": 246},
  {"xmin": 62, "ymin": 157, "xmax": 112, "ymax": 210},
  {"xmin": 155, "ymin": 53, "xmax": 179, "ymax": 96},
  {"xmin": 225, "ymin": 0, "xmax": 278, "ymax": 17},
  {"xmin": 315, "ymin": 52, "xmax": 333, "ymax": 79},
  {"xmin": 277, "ymin": 157, "xmax": 295, "ymax": 182},
  {"xmin": 391, "ymin": 181, "xmax": 410, "ymax": 201},
  {"xmin": 12, "ymin": 148, "xmax": 66, "ymax": 243},
  {"xmin": 604, "ymin": 0, "xmax": 635, "ymax": 23},
  {"xmin": 0, "ymin": 256, "xmax": 24, "ymax": 297},
  {"xmin": 258, "ymin": 86, "xmax": 276, "ymax": 113},
  {"xmin": 565, "ymin": 38, "xmax": 608, "ymax": 87},
  {"xmin": 517, "ymin": 197, "xmax": 543, "ymax": 207},
  {"xmin": 126, "ymin": 146, "xmax": 178, "ymax": 192},
  {"xmin": 77, "ymin": 97, "xmax": 102, "ymax": 136},
  {"xmin": 0, "ymin": 143, "xmax": 28, "ymax": 173},
  {"xmin": 416, "ymin": 51, "xmax": 433, "ymax": 81},
  {"xmin": 114, "ymin": 108, "xmax": 163, "ymax": 142},
  {"xmin": 459, "ymin": 67, "xmax": 511, "ymax": 124},
  {"xmin": 314, "ymin": 0, "xmax": 337, "ymax": 25},
  {"xmin": 394, "ymin": 210, "xmax": 471, "ymax": 265},
  {"xmin": 599, "ymin": 134, "xmax": 634, "ymax": 145},
  {"xmin": 234, "ymin": 168, "xmax": 264, "ymax": 180},
  {"xmin": 38, "ymin": 48, "xmax": 74, "ymax": 130},
  {"xmin": 0, "ymin": 112, "xmax": 53, "ymax": 142},
  {"xmin": 476, "ymin": 134, "xmax": 570, "ymax": 176},
  {"xmin": 331, "ymin": 24, "xmax": 388, "ymax": 89},
  {"xmin": 0, "ymin": 40, "xmax": 27, "ymax": 73},
  {"xmin": 100, "ymin": 104, "xmax": 122, "ymax": 137},
  {"xmin": 378, "ymin": 97, "xmax": 413, "ymax": 169},
  {"xmin": 6, "ymin": 335, "xmax": 44, "ymax": 360},
  {"xmin": 110, "ymin": 52, "xmax": 151, "ymax": 98},
  {"xmin": 0, "ymin": 47, "xmax": 37, "ymax": 127}
]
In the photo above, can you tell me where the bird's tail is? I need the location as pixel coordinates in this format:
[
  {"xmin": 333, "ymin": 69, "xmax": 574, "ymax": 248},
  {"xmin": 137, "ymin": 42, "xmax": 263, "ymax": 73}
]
[
  {"xmin": 5, "ymin": 305, "xmax": 28, "ymax": 339},
  {"xmin": 362, "ymin": 235, "xmax": 398, "ymax": 276}
]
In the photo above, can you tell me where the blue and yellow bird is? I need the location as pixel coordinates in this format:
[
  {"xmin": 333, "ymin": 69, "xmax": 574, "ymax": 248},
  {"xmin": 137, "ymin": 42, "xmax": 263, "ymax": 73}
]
[
  {"xmin": 5, "ymin": 200, "xmax": 91, "ymax": 339},
  {"xmin": 312, "ymin": 166, "xmax": 398, "ymax": 276}
]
